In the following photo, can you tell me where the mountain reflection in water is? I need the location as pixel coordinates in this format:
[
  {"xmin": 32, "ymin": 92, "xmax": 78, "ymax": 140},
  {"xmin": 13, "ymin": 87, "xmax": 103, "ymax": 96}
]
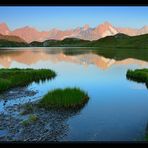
[{"xmin": 0, "ymin": 48, "xmax": 148, "ymax": 69}]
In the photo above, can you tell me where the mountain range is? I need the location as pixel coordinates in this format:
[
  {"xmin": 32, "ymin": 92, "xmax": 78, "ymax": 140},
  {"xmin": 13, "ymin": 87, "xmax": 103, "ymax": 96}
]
[{"xmin": 0, "ymin": 22, "xmax": 148, "ymax": 43}]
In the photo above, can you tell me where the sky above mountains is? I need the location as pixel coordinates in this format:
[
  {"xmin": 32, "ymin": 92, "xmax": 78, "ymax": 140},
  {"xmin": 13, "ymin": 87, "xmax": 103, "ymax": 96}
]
[{"xmin": 0, "ymin": 6, "xmax": 148, "ymax": 31}]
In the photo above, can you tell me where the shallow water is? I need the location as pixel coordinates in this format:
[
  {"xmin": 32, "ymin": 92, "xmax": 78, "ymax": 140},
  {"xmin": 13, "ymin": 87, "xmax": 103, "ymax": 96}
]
[{"xmin": 0, "ymin": 47, "xmax": 148, "ymax": 141}]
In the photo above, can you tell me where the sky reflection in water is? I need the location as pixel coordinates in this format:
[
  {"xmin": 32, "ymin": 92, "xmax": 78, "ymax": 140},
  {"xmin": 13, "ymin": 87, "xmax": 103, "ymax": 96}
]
[{"xmin": 0, "ymin": 48, "xmax": 148, "ymax": 141}]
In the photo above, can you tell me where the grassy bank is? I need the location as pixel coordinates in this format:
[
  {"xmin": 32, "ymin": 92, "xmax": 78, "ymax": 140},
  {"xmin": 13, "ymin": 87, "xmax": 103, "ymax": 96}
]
[
  {"xmin": 38, "ymin": 88, "xmax": 89, "ymax": 109},
  {"xmin": 0, "ymin": 68, "xmax": 56, "ymax": 92},
  {"xmin": 126, "ymin": 69, "xmax": 148, "ymax": 88}
]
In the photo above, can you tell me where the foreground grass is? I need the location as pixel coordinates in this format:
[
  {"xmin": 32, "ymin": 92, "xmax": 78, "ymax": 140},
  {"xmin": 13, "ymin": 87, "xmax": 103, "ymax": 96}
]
[
  {"xmin": 0, "ymin": 68, "xmax": 56, "ymax": 92},
  {"xmin": 126, "ymin": 68, "xmax": 148, "ymax": 88},
  {"xmin": 38, "ymin": 88, "xmax": 89, "ymax": 109}
]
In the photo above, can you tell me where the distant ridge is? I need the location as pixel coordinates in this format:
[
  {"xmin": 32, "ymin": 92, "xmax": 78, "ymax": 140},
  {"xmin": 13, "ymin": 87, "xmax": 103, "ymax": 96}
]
[
  {"xmin": 0, "ymin": 33, "xmax": 148, "ymax": 48},
  {"xmin": 0, "ymin": 34, "xmax": 28, "ymax": 47},
  {"xmin": 28, "ymin": 33, "xmax": 148, "ymax": 48},
  {"xmin": 0, "ymin": 33, "xmax": 26, "ymax": 43}
]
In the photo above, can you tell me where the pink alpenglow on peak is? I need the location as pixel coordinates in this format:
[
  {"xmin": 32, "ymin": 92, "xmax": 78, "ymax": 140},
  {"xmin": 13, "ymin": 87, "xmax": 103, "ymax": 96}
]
[
  {"xmin": 0, "ymin": 22, "xmax": 148, "ymax": 43},
  {"xmin": 10, "ymin": 26, "xmax": 49, "ymax": 43},
  {"xmin": 0, "ymin": 23, "xmax": 10, "ymax": 35},
  {"xmin": 83, "ymin": 24, "xmax": 90, "ymax": 31}
]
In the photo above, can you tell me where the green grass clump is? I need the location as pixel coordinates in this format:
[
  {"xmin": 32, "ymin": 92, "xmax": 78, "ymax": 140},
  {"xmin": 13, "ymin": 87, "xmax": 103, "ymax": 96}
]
[
  {"xmin": 0, "ymin": 68, "xmax": 56, "ymax": 92},
  {"xmin": 126, "ymin": 69, "xmax": 148, "ymax": 88},
  {"xmin": 21, "ymin": 114, "xmax": 38, "ymax": 126},
  {"xmin": 38, "ymin": 88, "xmax": 89, "ymax": 109}
]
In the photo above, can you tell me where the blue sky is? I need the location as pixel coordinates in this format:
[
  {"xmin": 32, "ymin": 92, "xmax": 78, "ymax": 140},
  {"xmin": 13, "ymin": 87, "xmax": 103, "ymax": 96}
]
[{"xmin": 0, "ymin": 6, "xmax": 148, "ymax": 31}]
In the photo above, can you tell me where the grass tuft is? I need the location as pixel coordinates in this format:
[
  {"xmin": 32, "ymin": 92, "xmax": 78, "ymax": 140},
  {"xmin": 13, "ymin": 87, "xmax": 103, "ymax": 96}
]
[{"xmin": 38, "ymin": 88, "xmax": 89, "ymax": 109}]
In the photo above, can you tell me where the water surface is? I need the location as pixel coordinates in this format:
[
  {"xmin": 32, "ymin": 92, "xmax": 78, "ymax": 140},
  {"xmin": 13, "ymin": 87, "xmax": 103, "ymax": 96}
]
[{"xmin": 0, "ymin": 47, "xmax": 148, "ymax": 141}]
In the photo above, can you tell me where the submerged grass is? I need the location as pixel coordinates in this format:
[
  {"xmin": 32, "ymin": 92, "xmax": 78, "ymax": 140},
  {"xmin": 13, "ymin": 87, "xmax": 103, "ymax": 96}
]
[
  {"xmin": 38, "ymin": 88, "xmax": 89, "ymax": 109},
  {"xmin": 0, "ymin": 68, "xmax": 56, "ymax": 92},
  {"xmin": 20, "ymin": 103, "xmax": 34, "ymax": 115},
  {"xmin": 21, "ymin": 114, "xmax": 38, "ymax": 126},
  {"xmin": 126, "ymin": 69, "xmax": 148, "ymax": 88}
]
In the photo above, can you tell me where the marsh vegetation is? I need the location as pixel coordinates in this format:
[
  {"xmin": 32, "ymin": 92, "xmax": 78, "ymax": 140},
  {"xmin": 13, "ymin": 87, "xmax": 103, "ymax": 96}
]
[
  {"xmin": 126, "ymin": 69, "xmax": 148, "ymax": 88},
  {"xmin": 0, "ymin": 68, "xmax": 56, "ymax": 92}
]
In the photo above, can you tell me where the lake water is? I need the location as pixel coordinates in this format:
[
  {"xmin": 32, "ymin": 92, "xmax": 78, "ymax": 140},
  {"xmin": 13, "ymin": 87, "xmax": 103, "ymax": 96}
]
[{"xmin": 0, "ymin": 47, "xmax": 148, "ymax": 141}]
